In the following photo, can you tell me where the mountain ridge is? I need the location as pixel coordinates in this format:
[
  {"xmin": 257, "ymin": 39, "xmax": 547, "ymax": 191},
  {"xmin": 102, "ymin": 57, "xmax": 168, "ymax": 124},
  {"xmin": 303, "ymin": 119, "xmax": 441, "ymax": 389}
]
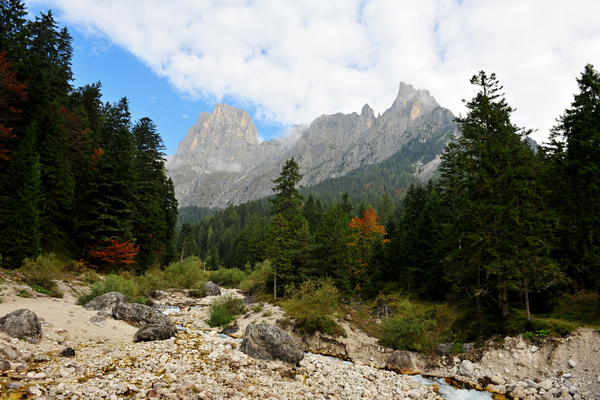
[{"xmin": 166, "ymin": 83, "xmax": 458, "ymax": 208}]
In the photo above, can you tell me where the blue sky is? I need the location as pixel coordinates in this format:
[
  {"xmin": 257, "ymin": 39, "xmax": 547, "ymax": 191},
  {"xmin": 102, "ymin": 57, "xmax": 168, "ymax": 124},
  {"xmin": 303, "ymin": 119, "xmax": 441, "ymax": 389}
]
[{"xmin": 27, "ymin": 0, "xmax": 600, "ymax": 155}]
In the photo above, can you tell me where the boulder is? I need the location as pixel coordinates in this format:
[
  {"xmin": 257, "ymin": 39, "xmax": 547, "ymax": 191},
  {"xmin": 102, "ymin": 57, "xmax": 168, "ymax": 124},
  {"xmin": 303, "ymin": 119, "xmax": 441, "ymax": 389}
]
[
  {"xmin": 113, "ymin": 303, "xmax": 177, "ymax": 341},
  {"xmin": 240, "ymin": 323, "xmax": 304, "ymax": 365},
  {"xmin": 459, "ymin": 359, "xmax": 475, "ymax": 376},
  {"xmin": 370, "ymin": 305, "xmax": 392, "ymax": 319},
  {"xmin": 436, "ymin": 343, "xmax": 451, "ymax": 356},
  {"xmin": 0, "ymin": 309, "xmax": 42, "ymax": 344},
  {"xmin": 134, "ymin": 324, "xmax": 177, "ymax": 342},
  {"xmin": 204, "ymin": 281, "xmax": 221, "ymax": 296},
  {"xmin": 386, "ymin": 350, "xmax": 417, "ymax": 374},
  {"xmin": 83, "ymin": 292, "xmax": 128, "ymax": 312},
  {"xmin": 113, "ymin": 303, "xmax": 173, "ymax": 326}
]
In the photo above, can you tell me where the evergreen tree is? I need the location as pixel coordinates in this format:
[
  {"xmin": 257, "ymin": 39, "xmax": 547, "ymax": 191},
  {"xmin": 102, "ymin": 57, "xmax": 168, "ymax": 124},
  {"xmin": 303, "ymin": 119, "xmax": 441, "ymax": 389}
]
[
  {"xmin": 546, "ymin": 64, "xmax": 600, "ymax": 290},
  {"xmin": 0, "ymin": 123, "xmax": 41, "ymax": 267},
  {"xmin": 270, "ymin": 157, "xmax": 304, "ymax": 221},
  {"xmin": 302, "ymin": 193, "xmax": 323, "ymax": 233},
  {"xmin": 442, "ymin": 71, "xmax": 560, "ymax": 318}
]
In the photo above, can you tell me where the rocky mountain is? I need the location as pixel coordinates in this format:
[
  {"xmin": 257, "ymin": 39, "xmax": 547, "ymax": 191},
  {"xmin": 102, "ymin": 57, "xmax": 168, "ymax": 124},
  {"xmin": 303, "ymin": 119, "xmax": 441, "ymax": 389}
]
[{"xmin": 167, "ymin": 82, "xmax": 458, "ymax": 208}]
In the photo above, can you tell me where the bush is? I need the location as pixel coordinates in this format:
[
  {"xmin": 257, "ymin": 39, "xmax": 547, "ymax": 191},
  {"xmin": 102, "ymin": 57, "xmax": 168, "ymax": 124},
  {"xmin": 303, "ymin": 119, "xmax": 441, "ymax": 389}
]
[
  {"xmin": 284, "ymin": 277, "xmax": 345, "ymax": 336},
  {"xmin": 379, "ymin": 299, "xmax": 453, "ymax": 353},
  {"xmin": 211, "ymin": 268, "xmax": 246, "ymax": 288},
  {"xmin": 240, "ymin": 261, "xmax": 273, "ymax": 295},
  {"xmin": 19, "ymin": 253, "xmax": 64, "ymax": 298},
  {"xmin": 206, "ymin": 295, "xmax": 246, "ymax": 327},
  {"xmin": 161, "ymin": 257, "xmax": 206, "ymax": 289},
  {"xmin": 77, "ymin": 273, "xmax": 147, "ymax": 305}
]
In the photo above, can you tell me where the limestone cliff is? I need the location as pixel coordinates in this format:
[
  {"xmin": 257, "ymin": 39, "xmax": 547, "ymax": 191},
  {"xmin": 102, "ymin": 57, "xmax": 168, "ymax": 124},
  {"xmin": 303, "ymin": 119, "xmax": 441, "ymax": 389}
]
[{"xmin": 167, "ymin": 83, "xmax": 457, "ymax": 208}]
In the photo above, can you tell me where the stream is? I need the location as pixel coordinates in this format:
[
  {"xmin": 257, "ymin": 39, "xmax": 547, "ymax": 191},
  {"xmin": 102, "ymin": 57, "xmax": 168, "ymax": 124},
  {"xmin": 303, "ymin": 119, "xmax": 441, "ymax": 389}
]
[{"xmin": 156, "ymin": 305, "xmax": 493, "ymax": 400}]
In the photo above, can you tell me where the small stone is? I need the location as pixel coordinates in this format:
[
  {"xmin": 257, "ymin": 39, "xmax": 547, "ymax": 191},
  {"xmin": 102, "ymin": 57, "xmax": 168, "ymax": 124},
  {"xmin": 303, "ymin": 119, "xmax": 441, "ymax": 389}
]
[
  {"xmin": 568, "ymin": 359, "xmax": 576, "ymax": 368},
  {"xmin": 34, "ymin": 354, "xmax": 49, "ymax": 362},
  {"xmin": 530, "ymin": 345, "xmax": 539, "ymax": 353},
  {"xmin": 60, "ymin": 347, "xmax": 75, "ymax": 357}
]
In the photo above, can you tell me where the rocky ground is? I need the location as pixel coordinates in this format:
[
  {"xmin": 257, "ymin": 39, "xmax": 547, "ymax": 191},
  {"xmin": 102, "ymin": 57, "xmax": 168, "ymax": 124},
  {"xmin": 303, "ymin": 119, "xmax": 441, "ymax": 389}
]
[{"xmin": 0, "ymin": 278, "xmax": 599, "ymax": 400}]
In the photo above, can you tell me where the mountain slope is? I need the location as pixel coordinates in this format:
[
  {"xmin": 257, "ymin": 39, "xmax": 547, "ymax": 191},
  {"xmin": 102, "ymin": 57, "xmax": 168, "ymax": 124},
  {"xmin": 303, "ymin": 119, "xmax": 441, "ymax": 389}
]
[{"xmin": 167, "ymin": 83, "xmax": 458, "ymax": 208}]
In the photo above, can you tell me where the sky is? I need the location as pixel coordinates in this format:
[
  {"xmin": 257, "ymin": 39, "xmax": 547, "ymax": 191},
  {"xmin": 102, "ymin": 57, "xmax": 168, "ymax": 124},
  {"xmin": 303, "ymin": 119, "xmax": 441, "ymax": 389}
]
[{"xmin": 26, "ymin": 0, "xmax": 600, "ymax": 156}]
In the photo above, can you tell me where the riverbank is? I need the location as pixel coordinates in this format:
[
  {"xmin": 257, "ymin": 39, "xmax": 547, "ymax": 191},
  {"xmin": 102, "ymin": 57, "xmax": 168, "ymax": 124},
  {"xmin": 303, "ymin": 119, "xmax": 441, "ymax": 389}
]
[{"xmin": 0, "ymin": 278, "xmax": 599, "ymax": 399}]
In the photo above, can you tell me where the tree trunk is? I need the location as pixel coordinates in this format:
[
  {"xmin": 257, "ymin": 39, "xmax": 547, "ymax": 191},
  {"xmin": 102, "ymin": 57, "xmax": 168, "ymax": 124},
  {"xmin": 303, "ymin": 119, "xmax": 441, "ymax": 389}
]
[
  {"xmin": 499, "ymin": 275, "xmax": 509, "ymax": 318},
  {"xmin": 524, "ymin": 278, "xmax": 531, "ymax": 322},
  {"xmin": 273, "ymin": 264, "xmax": 277, "ymax": 301}
]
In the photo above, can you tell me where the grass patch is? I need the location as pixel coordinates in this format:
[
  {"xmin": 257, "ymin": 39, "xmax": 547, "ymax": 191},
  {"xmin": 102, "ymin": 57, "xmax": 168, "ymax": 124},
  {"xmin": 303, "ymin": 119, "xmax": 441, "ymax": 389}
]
[
  {"xmin": 252, "ymin": 304, "xmax": 263, "ymax": 313},
  {"xmin": 284, "ymin": 277, "xmax": 345, "ymax": 337},
  {"xmin": 17, "ymin": 288, "xmax": 31, "ymax": 298},
  {"xmin": 206, "ymin": 295, "xmax": 247, "ymax": 327}
]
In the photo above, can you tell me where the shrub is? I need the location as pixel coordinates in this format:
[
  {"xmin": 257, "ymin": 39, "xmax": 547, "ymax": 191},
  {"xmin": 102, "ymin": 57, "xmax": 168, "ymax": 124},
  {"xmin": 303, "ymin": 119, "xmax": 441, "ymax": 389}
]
[
  {"xmin": 161, "ymin": 257, "xmax": 206, "ymax": 289},
  {"xmin": 379, "ymin": 299, "xmax": 453, "ymax": 353},
  {"xmin": 211, "ymin": 268, "xmax": 246, "ymax": 288},
  {"xmin": 206, "ymin": 295, "xmax": 246, "ymax": 327},
  {"xmin": 188, "ymin": 287, "xmax": 207, "ymax": 298},
  {"xmin": 77, "ymin": 273, "xmax": 147, "ymax": 305},
  {"xmin": 17, "ymin": 288, "xmax": 31, "ymax": 298},
  {"xmin": 252, "ymin": 304, "xmax": 264, "ymax": 313},
  {"xmin": 19, "ymin": 253, "xmax": 64, "ymax": 298},
  {"xmin": 239, "ymin": 261, "xmax": 273, "ymax": 295},
  {"xmin": 284, "ymin": 277, "xmax": 345, "ymax": 336}
]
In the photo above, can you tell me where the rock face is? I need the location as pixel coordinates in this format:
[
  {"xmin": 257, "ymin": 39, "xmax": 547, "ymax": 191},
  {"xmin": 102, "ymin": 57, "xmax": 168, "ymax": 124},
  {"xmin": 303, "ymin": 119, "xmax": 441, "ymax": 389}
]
[
  {"xmin": 167, "ymin": 83, "xmax": 457, "ymax": 208},
  {"xmin": 240, "ymin": 323, "xmax": 304, "ymax": 365},
  {"xmin": 0, "ymin": 309, "xmax": 42, "ymax": 344}
]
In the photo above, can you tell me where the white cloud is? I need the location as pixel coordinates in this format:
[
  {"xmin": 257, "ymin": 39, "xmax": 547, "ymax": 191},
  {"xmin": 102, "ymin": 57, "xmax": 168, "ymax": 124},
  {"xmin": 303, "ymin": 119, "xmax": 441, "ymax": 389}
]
[{"xmin": 32, "ymin": 0, "xmax": 600, "ymax": 144}]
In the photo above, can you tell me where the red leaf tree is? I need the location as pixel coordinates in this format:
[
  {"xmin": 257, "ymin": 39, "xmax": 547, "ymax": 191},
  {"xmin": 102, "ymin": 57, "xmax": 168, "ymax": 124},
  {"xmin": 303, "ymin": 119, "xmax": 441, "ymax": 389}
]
[
  {"xmin": 87, "ymin": 239, "xmax": 139, "ymax": 267},
  {"xmin": 348, "ymin": 208, "xmax": 389, "ymax": 286}
]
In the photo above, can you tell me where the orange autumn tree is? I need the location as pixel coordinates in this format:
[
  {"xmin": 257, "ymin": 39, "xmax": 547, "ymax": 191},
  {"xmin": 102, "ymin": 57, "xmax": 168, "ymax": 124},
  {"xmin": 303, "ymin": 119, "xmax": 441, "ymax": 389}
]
[
  {"xmin": 349, "ymin": 207, "xmax": 389, "ymax": 289},
  {"xmin": 87, "ymin": 239, "xmax": 140, "ymax": 267}
]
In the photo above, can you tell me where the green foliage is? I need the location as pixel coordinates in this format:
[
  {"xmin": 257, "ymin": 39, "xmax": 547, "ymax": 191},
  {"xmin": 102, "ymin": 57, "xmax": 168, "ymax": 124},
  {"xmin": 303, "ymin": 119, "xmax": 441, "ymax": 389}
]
[
  {"xmin": 449, "ymin": 342, "xmax": 465, "ymax": 354},
  {"xmin": 206, "ymin": 295, "xmax": 246, "ymax": 328},
  {"xmin": 284, "ymin": 277, "xmax": 344, "ymax": 336},
  {"xmin": 17, "ymin": 288, "xmax": 30, "ymax": 298},
  {"xmin": 262, "ymin": 310, "xmax": 273, "ymax": 317},
  {"xmin": 522, "ymin": 330, "xmax": 549, "ymax": 339},
  {"xmin": 159, "ymin": 256, "xmax": 206, "ymax": 289},
  {"xmin": 252, "ymin": 304, "xmax": 263, "ymax": 313},
  {"xmin": 380, "ymin": 299, "xmax": 454, "ymax": 353},
  {"xmin": 19, "ymin": 253, "xmax": 64, "ymax": 298},
  {"xmin": 239, "ymin": 260, "xmax": 273, "ymax": 295},
  {"xmin": 210, "ymin": 267, "xmax": 246, "ymax": 288},
  {"xmin": 77, "ymin": 273, "xmax": 147, "ymax": 305}
]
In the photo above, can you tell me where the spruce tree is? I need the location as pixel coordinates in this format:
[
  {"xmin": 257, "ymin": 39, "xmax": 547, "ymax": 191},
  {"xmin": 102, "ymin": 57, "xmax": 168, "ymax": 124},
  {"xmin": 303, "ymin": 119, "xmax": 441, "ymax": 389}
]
[
  {"xmin": 546, "ymin": 64, "xmax": 600, "ymax": 290},
  {"xmin": 442, "ymin": 71, "xmax": 560, "ymax": 319}
]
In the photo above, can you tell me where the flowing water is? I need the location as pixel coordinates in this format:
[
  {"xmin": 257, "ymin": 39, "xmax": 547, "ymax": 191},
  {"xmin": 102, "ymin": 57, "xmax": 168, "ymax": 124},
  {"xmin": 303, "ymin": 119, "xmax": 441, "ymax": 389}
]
[{"xmin": 407, "ymin": 375, "xmax": 493, "ymax": 400}]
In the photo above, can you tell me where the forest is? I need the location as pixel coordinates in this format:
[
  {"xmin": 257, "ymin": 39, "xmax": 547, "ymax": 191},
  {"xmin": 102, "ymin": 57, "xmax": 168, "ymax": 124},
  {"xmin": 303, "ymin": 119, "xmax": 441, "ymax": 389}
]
[
  {"xmin": 2, "ymin": 0, "xmax": 600, "ymax": 346},
  {"xmin": 0, "ymin": 0, "xmax": 178, "ymax": 271}
]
